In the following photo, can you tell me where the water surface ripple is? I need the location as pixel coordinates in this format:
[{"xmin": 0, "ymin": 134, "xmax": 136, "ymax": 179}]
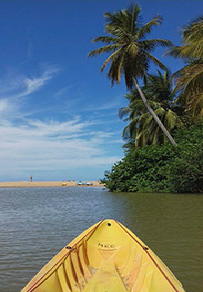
[{"xmin": 0, "ymin": 187, "xmax": 202, "ymax": 292}]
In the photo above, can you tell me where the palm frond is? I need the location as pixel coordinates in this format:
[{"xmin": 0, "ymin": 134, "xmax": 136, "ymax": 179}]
[
  {"xmin": 122, "ymin": 118, "xmax": 139, "ymax": 138},
  {"xmin": 165, "ymin": 46, "xmax": 185, "ymax": 59},
  {"xmin": 167, "ymin": 17, "xmax": 203, "ymax": 60},
  {"xmin": 174, "ymin": 63, "xmax": 203, "ymax": 94},
  {"xmin": 180, "ymin": 41, "xmax": 203, "ymax": 59},
  {"xmin": 139, "ymin": 39, "xmax": 172, "ymax": 52},
  {"xmin": 107, "ymin": 53, "xmax": 124, "ymax": 86},
  {"xmin": 137, "ymin": 16, "xmax": 163, "ymax": 39},
  {"xmin": 145, "ymin": 52, "xmax": 166, "ymax": 70},
  {"xmin": 130, "ymin": 3, "xmax": 141, "ymax": 35},
  {"xmin": 91, "ymin": 36, "xmax": 119, "ymax": 44},
  {"xmin": 88, "ymin": 44, "xmax": 120, "ymax": 57},
  {"xmin": 100, "ymin": 49, "xmax": 122, "ymax": 72},
  {"xmin": 119, "ymin": 107, "xmax": 131, "ymax": 119},
  {"xmin": 182, "ymin": 16, "xmax": 203, "ymax": 42},
  {"xmin": 104, "ymin": 10, "xmax": 131, "ymax": 36}
]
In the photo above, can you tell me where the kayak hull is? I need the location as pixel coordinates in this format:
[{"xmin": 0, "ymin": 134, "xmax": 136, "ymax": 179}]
[{"xmin": 21, "ymin": 219, "xmax": 185, "ymax": 292}]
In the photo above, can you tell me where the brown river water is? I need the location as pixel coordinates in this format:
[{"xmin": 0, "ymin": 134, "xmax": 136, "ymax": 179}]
[{"xmin": 0, "ymin": 187, "xmax": 202, "ymax": 292}]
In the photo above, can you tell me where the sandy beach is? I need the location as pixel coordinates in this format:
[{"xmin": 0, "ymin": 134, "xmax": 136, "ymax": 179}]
[{"xmin": 0, "ymin": 181, "xmax": 104, "ymax": 188}]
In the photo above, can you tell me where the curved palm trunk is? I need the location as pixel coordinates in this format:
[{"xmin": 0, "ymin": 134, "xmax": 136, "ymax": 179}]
[{"xmin": 133, "ymin": 78, "xmax": 177, "ymax": 146}]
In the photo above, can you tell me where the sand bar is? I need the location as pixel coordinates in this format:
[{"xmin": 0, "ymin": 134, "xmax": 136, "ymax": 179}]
[{"xmin": 0, "ymin": 181, "xmax": 104, "ymax": 188}]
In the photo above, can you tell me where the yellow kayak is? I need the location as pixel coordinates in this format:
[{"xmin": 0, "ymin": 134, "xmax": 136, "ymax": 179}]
[{"xmin": 21, "ymin": 220, "xmax": 185, "ymax": 292}]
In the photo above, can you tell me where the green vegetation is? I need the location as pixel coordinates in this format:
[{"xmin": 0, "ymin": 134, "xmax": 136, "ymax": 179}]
[
  {"xmin": 104, "ymin": 123, "xmax": 203, "ymax": 193},
  {"xmin": 90, "ymin": 4, "xmax": 203, "ymax": 193}
]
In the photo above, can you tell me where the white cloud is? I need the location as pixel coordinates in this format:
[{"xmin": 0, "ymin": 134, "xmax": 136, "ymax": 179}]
[
  {"xmin": 23, "ymin": 66, "xmax": 59, "ymax": 96},
  {"xmin": 23, "ymin": 76, "xmax": 50, "ymax": 95},
  {"xmin": 0, "ymin": 67, "xmax": 122, "ymax": 180},
  {"xmin": 0, "ymin": 116, "xmax": 121, "ymax": 175}
]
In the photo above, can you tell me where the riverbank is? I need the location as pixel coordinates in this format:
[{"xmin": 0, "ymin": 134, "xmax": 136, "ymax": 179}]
[{"xmin": 0, "ymin": 181, "xmax": 104, "ymax": 188}]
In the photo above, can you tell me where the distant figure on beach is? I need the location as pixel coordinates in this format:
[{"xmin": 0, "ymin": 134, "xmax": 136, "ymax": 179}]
[{"xmin": 30, "ymin": 175, "xmax": 33, "ymax": 182}]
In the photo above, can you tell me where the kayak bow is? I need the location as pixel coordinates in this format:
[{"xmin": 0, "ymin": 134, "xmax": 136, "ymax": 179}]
[{"xmin": 21, "ymin": 219, "xmax": 185, "ymax": 292}]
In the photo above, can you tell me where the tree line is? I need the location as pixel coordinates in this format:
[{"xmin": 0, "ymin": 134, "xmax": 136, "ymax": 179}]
[{"xmin": 88, "ymin": 3, "xmax": 203, "ymax": 192}]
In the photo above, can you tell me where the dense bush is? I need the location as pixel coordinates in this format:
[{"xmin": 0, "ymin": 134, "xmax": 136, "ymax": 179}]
[{"xmin": 104, "ymin": 123, "xmax": 203, "ymax": 193}]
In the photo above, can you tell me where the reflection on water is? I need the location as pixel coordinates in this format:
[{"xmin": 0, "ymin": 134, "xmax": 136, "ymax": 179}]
[{"xmin": 0, "ymin": 187, "xmax": 202, "ymax": 292}]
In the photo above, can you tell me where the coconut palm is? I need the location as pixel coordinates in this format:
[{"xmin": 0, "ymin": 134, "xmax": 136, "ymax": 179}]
[
  {"xmin": 167, "ymin": 16, "xmax": 203, "ymax": 120},
  {"xmin": 120, "ymin": 71, "xmax": 183, "ymax": 147},
  {"xmin": 89, "ymin": 4, "xmax": 176, "ymax": 145}
]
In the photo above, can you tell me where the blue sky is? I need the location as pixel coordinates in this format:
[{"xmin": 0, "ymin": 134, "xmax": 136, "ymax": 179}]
[{"xmin": 0, "ymin": 0, "xmax": 202, "ymax": 181}]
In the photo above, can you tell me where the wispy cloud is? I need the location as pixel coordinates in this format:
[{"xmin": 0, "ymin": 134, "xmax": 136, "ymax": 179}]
[
  {"xmin": 0, "ymin": 66, "xmax": 60, "ymax": 120},
  {"xmin": 54, "ymin": 85, "xmax": 72, "ymax": 97},
  {"xmin": 0, "ymin": 66, "xmax": 122, "ymax": 180},
  {"xmin": 0, "ymin": 65, "xmax": 59, "ymax": 100},
  {"xmin": 23, "ymin": 71, "xmax": 53, "ymax": 96}
]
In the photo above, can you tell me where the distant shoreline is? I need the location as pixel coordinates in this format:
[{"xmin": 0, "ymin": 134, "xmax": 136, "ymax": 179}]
[{"xmin": 0, "ymin": 181, "xmax": 104, "ymax": 188}]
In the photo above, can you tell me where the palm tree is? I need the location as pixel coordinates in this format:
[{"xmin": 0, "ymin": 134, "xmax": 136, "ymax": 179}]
[
  {"xmin": 167, "ymin": 16, "xmax": 203, "ymax": 120},
  {"xmin": 89, "ymin": 4, "xmax": 176, "ymax": 145},
  {"xmin": 120, "ymin": 71, "xmax": 182, "ymax": 147}
]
